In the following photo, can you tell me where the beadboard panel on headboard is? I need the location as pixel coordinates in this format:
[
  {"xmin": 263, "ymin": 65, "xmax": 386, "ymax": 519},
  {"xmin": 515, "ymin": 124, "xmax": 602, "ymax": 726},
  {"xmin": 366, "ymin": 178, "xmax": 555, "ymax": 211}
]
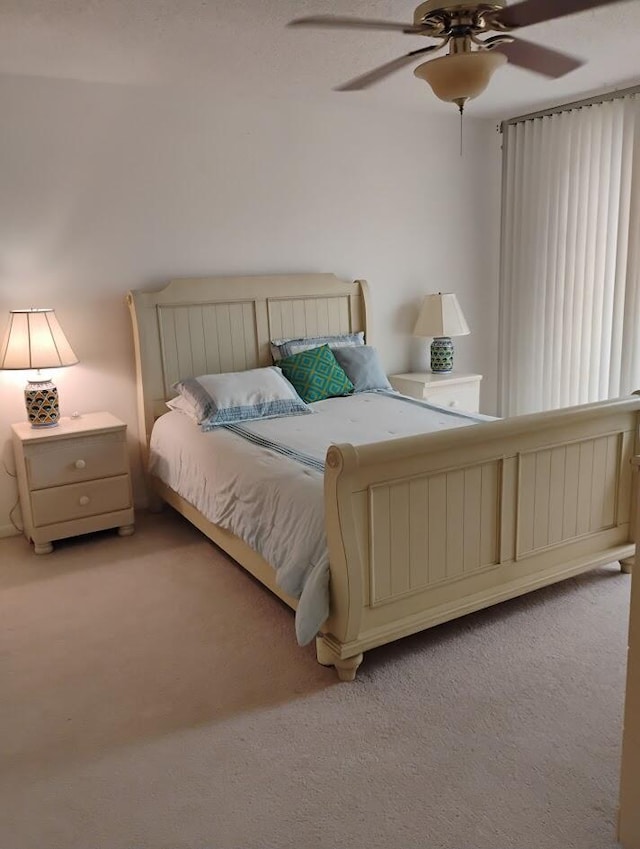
[
  {"xmin": 268, "ymin": 295, "xmax": 357, "ymax": 342},
  {"xmin": 127, "ymin": 273, "xmax": 369, "ymax": 456},
  {"xmin": 158, "ymin": 301, "xmax": 260, "ymax": 395}
]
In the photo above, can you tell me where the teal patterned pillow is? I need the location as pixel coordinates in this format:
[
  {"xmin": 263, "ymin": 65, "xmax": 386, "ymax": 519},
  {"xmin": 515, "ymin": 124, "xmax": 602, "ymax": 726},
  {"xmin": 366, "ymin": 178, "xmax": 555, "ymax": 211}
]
[{"xmin": 278, "ymin": 345, "xmax": 354, "ymax": 403}]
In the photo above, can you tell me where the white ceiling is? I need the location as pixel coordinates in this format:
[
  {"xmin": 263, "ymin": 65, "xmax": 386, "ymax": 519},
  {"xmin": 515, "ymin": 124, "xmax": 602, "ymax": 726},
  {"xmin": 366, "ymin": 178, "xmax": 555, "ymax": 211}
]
[{"xmin": 1, "ymin": 0, "xmax": 639, "ymax": 120}]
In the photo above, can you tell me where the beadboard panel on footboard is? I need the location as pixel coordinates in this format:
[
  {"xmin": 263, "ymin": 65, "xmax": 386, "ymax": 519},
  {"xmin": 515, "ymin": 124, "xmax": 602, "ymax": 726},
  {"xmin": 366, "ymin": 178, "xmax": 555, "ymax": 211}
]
[
  {"xmin": 516, "ymin": 432, "xmax": 630, "ymax": 559},
  {"xmin": 323, "ymin": 397, "xmax": 639, "ymax": 655},
  {"xmin": 368, "ymin": 459, "xmax": 502, "ymax": 606},
  {"xmin": 362, "ymin": 431, "xmax": 631, "ymax": 615}
]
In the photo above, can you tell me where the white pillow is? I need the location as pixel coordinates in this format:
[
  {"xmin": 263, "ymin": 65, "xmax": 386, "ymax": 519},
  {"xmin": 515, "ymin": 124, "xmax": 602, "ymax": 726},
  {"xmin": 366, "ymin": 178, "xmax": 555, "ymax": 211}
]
[
  {"xmin": 166, "ymin": 395, "xmax": 200, "ymax": 423},
  {"xmin": 173, "ymin": 366, "xmax": 312, "ymax": 430}
]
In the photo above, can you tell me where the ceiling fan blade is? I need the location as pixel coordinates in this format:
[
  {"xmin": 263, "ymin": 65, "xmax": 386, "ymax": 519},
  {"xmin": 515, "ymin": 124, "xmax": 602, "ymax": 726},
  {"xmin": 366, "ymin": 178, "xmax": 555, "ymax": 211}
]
[
  {"xmin": 287, "ymin": 15, "xmax": 422, "ymax": 34},
  {"xmin": 496, "ymin": 37, "xmax": 584, "ymax": 77},
  {"xmin": 335, "ymin": 46, "xmax": 442, "ymax": 91},
  {"xmin": 497, "ymin": 0, "xmax": 629, "ymax": 29}
]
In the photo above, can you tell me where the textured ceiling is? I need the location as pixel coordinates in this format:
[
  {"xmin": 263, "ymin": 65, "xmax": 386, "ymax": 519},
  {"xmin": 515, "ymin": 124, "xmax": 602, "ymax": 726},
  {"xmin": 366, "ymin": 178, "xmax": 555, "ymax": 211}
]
[{"xmin": 1, "ymin": 0, "xmax": 639, "ymax": 119}]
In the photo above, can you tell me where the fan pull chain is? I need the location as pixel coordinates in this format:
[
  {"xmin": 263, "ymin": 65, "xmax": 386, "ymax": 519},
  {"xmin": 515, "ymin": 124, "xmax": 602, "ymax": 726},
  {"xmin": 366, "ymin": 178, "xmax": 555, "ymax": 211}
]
[{"xmin": 459, "ymin": 103, "xmax": 464, "ymax": 157}]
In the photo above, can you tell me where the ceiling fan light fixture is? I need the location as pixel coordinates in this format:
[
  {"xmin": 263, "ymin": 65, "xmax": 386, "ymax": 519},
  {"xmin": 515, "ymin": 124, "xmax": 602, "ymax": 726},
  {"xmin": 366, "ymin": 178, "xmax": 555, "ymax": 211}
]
[{"xmin": 413, "ymin": 50, "xmax": 507, "ymax": 106}]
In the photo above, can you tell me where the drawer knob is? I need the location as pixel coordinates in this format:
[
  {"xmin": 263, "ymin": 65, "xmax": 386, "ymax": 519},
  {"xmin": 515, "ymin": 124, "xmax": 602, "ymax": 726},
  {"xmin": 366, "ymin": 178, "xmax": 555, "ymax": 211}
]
[
  {"xmin": 75, "ymin": 459, "xmax": 87, "ymax": 470},
  {"xmin": 79, "ymin": 495, "xmax": 90, "ymax": 506},
  {"xmin": 449, "ymin": 400, "xmax": 460, "ymax": 408}
]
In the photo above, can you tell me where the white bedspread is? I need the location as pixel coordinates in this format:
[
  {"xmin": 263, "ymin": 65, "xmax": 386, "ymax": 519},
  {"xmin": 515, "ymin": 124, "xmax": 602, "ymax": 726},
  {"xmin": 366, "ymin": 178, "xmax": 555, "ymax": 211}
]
[{"xmin": 149, "ymin": 392, "xmax": 491, "ymax": 645}]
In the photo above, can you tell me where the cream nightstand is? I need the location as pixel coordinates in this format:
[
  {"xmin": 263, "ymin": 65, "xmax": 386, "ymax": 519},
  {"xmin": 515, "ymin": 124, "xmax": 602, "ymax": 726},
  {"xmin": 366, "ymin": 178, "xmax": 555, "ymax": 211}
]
[
  {"xmin": 11, "ymin": 412, "xmax": 135, "ymax": 554},
  {"xmin": 389, "ymin": 372, "xmax": 482, "ymax": 413}
]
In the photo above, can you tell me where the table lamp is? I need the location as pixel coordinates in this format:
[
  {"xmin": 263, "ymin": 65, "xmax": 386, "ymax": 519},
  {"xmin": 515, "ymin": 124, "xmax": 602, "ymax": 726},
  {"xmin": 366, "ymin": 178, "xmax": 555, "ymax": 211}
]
[
  {"xmin": 413, "ymin": 293, "xmax": 470, "ymax": 374},
  {"xmin": 0, "ymin": 308, "xmax": 78, "ymax": 427}
]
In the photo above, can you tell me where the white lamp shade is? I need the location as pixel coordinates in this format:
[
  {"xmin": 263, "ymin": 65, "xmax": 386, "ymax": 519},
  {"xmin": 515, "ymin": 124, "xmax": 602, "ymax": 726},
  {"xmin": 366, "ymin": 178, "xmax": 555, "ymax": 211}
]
[
  {"xmin": 414, "ymin": 51, "xmax": 507, "ymax": 104},
  {"xmin": 413, "ymin": 293, "xmax": 470, "ymax": 338},
  {"xmin": 0, "ymin": 309, "xmax": 78, "ymax": 370}
]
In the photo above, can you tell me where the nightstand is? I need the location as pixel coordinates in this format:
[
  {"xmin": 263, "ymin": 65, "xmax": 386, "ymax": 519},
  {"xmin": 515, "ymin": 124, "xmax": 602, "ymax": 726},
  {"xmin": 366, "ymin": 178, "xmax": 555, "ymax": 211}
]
[
  {"xmin": 389, "ymin": 372, "xmax": 482, "ymax": 413},
  {"xmin": 11, "ymin": 412, "xmax": 135, "ymax": 554}
]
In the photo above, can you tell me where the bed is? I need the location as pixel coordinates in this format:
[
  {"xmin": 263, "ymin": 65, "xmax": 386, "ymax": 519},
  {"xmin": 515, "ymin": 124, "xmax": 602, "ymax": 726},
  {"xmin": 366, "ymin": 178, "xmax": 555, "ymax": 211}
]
[{"xmin": 128, "ymin": 273, "xmax": 640, "ymax": 681}]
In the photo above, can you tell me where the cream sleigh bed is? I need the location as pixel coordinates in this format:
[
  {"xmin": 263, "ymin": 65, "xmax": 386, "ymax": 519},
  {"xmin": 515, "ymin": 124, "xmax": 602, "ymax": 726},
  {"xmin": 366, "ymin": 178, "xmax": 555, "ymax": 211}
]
[{"xmin": 128, "ymin": 273, "xmax": 639, "ymax": 681}]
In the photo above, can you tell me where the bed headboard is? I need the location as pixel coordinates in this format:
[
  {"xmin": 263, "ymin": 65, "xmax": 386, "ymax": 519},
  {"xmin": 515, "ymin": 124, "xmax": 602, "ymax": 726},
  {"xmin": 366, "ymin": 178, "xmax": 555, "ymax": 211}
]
[{"xmin": 127, "ymin": 273, "xmax": 370, "ymax": 455}]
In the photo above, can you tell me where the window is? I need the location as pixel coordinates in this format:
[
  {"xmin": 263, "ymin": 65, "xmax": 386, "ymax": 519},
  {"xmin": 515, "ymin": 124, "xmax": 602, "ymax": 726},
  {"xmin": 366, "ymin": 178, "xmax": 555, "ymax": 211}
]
[{"xmin": 499, "ymin": 93, "xmax": 640, "ymax": 415}]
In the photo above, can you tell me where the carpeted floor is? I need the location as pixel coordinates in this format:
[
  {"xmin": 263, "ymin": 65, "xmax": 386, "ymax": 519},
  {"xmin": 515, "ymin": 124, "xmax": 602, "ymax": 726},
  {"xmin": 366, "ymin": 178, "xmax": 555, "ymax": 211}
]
[{"xmin": 0, "ymin": 509, "xmax": 631, "ymax": 849}]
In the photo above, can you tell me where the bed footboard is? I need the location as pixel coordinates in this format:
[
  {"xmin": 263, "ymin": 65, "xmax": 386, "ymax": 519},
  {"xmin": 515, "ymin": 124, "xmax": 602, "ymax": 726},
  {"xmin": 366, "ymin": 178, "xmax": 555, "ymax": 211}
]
[{"xmin": 319, "ymin": 396, "xmax": 640, "ymax": 679}]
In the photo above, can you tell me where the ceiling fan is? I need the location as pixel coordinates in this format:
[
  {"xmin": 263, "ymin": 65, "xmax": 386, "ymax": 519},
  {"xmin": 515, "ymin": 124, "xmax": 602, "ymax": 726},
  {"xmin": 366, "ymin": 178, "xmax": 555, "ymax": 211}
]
[{"xmin": 288, "ymin": 0, "xmax": 628, "ymax": 113}]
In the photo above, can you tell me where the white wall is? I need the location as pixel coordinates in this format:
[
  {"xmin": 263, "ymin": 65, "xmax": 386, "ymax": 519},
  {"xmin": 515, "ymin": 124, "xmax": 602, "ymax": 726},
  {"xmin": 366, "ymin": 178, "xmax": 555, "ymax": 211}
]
[{"xmin": 0, "ymin": 73, "xmax": 501, "ymax": 536}]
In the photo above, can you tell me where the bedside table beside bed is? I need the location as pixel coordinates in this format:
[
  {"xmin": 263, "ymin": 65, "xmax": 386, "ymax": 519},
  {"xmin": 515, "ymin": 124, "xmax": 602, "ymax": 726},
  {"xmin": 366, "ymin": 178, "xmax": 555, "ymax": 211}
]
[
  {"xmin": 388, "ymin": 371, "xmax": 482, "ymax": 413},
  {"xmin": 11, "ymin": 412, "xmax": 134, "ymax": 554}
]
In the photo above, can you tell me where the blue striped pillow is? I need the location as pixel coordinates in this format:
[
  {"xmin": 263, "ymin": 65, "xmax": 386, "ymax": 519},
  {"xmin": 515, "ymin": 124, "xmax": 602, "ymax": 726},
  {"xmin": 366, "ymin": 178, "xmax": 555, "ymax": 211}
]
[{"xmin": 271, "ymin": 331, "xmax": 364, "ymax": 362}]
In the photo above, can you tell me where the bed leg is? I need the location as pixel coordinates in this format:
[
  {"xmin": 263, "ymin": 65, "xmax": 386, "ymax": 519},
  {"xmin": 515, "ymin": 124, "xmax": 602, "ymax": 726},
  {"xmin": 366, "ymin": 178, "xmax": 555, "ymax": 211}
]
[
  {"xmin": 620, "ymin": 557, "xmax": 634, "ymax": 574},
  {"xmin": 334, "ymin": 654, "xmax": 364, "ymax": 682},
  {"xmin": 316, "ymin": 636, "xmax": 363, "ymax": 682}
]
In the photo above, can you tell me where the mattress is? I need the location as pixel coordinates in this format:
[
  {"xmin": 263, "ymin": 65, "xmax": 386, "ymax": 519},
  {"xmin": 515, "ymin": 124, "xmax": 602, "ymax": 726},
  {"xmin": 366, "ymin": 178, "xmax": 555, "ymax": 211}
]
[{"xmin": 149, "ymin": 392, "xmax": 491, "ymax": 644}]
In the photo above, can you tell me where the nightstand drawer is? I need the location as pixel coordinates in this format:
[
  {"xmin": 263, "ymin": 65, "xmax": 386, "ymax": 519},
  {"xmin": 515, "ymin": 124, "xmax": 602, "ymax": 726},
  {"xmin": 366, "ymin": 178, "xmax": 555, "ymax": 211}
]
[
  {"xmin": 30, "ymin": 475, "xmax": 132, "ymax": 526},
  {"xmin": 424, "ymin": 382, "xmax": 479, "ymax": 411},
  {"xmin": 25, "ymin": 432, "xmax": 128, "ymax": 490}
]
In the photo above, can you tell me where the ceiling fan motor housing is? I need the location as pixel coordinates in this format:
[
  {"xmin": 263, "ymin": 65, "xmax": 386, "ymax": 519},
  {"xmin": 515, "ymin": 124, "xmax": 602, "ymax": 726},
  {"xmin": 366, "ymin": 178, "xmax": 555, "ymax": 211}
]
[{"xmin": 413, "ymin": 0, "xmax": 507, "ymax": 29}]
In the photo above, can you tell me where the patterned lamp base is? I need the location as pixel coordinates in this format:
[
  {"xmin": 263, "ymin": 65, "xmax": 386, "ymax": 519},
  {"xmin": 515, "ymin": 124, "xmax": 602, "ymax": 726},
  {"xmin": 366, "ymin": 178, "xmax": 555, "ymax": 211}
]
[
  {"xmin": 430, "ymin": 337, "xmax": 454, "ymax": 374},
  {"xmin": 25, "ymin": 379, "xmax": 60, "ymax": 427}
]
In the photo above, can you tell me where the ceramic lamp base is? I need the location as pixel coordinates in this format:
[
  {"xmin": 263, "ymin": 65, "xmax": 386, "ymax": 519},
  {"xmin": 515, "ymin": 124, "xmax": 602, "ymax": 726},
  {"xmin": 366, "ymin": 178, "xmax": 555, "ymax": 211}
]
[
  {"xmin": 25, "ymin": 379, "xmax": 60, "ymax": 427},
  {"xmin": 430, "ymin": 337, "xmax": 454, "ymax": 374}
]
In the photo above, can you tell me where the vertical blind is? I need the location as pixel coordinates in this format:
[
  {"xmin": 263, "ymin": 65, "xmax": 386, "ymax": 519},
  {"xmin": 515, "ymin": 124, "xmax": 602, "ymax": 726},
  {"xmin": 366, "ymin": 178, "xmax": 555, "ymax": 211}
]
[{"xmin": 499, "ymin": 93, "xmax": 640, "ymax": 416}]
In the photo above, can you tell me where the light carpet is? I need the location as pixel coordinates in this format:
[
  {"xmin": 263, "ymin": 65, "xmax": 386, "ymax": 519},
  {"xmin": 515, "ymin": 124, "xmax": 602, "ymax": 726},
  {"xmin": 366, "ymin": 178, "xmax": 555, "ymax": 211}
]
[{"xmin": 0, "ymin": 510, "xmax": 631, "ymax": 849}]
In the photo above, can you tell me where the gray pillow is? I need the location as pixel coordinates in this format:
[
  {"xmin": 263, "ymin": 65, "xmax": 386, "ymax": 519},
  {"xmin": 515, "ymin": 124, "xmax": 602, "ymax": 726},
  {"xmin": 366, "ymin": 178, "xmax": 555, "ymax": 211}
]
[{"xmin": 332, "ymin": 346, "xmax": 392, "ymax": 393}]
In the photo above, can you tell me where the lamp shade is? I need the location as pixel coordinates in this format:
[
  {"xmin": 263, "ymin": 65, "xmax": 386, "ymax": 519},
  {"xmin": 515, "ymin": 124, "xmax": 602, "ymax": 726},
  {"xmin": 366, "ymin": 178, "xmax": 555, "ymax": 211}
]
[
  {"xmin": 0, "ymin": 309, "xmax": 78, "ymax": 370},
  {"xmin": 414, "ymin": 51, "xmax": 507, "ymax": 104},
  {"xmin": 413, "ymin": 293, "xmax": 470, "ymax": 338}
]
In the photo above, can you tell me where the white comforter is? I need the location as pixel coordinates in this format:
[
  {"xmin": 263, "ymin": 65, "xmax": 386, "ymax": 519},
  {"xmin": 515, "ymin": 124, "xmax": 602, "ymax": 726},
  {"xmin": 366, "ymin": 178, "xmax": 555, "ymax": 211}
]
[{"xmin": 149, "ymin": 392, "xmax": 490, "ymax": 644}]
